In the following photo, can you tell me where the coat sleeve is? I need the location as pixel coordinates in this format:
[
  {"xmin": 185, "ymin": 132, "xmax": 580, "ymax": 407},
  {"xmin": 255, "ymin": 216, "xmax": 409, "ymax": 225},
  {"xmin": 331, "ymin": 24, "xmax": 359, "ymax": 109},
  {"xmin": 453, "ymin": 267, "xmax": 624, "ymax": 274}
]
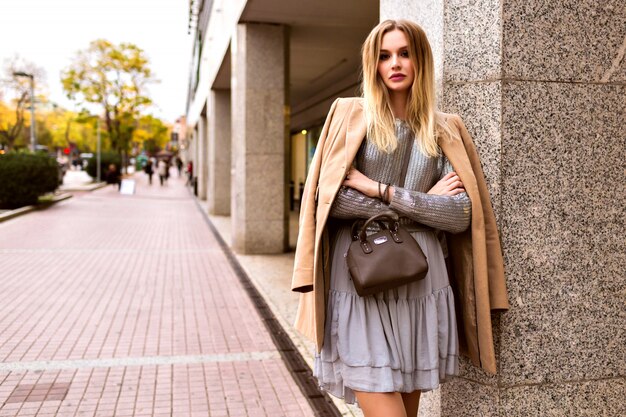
[
  {"xmin": 291, "ymin": 98, "xmax": 340, "ymax": 293},
  {"xmin": 452, "ymin": 115, "xmax": 509, "ymax": 310}
]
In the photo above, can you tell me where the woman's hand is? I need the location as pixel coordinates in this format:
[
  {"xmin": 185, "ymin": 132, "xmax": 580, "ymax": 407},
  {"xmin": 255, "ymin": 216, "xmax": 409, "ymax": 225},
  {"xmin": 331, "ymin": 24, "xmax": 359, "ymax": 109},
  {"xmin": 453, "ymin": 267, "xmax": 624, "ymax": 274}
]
[
  {"xmin": 428, "ymin": 171, "xmax": 465, "ymax": 196},
  {"xmin": 343, "ymin": 166, "xmax": 379, "ymax": 198}
]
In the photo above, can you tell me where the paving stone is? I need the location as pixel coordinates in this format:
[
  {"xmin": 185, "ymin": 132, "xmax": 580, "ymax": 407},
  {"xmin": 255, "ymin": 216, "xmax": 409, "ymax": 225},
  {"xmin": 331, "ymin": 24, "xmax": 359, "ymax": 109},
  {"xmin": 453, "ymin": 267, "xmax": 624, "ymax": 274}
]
[{"xmin": 0, "ymin": 172, "xmax": 315, "ymax": 416}]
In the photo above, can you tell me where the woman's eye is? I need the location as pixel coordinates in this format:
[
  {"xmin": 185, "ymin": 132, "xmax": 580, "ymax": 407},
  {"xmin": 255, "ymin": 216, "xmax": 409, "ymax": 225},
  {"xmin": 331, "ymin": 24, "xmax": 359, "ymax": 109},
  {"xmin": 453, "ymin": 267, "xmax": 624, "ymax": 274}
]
[
  {"xmin": 400, "ymin": 50, "xmax": 409, "ymax": 58},
  {"xmin": 379, "ymin": 53, "xmax": 390, "ymax": 61}
]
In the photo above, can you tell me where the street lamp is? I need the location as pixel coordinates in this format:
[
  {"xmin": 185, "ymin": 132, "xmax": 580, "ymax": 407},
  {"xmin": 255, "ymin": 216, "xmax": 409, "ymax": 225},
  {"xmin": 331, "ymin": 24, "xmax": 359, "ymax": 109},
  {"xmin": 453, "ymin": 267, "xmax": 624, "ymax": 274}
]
[
  {"xmin": 12, "ymin": 71, "xmax": 36, "ymax": 152},
  {"xmin": 84, "ymin": 114, "xmax": 103, "ymax": 183},
  {"xmin": 96, "ymin": 118, "xmax": 101, "ymax": 183}
]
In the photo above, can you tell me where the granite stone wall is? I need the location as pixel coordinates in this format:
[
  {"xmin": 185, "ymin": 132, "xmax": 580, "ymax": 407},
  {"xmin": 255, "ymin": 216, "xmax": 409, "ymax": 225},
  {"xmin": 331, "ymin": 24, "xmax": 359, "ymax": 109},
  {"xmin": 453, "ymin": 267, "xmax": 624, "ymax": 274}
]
[{"xmin": 383, "ymin": 0, "xmax": 626, "ymax": 415}]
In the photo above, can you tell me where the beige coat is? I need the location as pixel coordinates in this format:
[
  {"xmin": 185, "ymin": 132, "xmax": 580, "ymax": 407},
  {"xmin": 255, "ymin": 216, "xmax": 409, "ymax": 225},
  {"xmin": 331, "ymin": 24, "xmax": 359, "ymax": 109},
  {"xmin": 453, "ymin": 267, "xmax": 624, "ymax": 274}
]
[{"xmin": 291, "ymin": 97, "xmax": 509, "ymax": 374}]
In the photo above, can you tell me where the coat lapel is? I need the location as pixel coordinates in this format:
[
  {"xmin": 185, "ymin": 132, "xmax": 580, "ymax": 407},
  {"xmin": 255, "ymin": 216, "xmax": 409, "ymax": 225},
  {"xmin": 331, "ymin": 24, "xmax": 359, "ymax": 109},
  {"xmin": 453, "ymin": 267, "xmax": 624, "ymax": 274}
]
[{"xmin": 439, "ymin": 130, "xmax": 479, "ymax": 197}]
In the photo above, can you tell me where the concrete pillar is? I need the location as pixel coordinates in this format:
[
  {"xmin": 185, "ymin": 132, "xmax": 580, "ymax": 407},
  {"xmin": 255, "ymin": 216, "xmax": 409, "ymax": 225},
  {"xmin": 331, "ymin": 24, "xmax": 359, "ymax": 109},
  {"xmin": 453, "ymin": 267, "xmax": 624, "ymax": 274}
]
[
  {"xmin": 207, "ymin": 89, "xmax": 231, "ymax": 215},
  {"xmin": 197, "ymin": 110, "xmax": 208, "ymax": 200},
  {"xmin": 192, "ymin": 128, "xmax": 198, "ymax": 182},
  {"xmin": 381, "ymin": 2, "xmax": 625, "ymax": 416},
  {"xmin": 230, "ymin": 23, "xmax": 289, "ymax": 254}
]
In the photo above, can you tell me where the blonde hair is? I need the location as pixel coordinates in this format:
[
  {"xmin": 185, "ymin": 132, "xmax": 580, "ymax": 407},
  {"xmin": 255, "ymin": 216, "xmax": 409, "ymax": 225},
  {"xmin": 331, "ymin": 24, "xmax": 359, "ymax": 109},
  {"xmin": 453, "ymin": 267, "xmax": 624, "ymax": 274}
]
[{"xmin": 361, "ymin": 19, "xmax": 455, "ymax": 156}]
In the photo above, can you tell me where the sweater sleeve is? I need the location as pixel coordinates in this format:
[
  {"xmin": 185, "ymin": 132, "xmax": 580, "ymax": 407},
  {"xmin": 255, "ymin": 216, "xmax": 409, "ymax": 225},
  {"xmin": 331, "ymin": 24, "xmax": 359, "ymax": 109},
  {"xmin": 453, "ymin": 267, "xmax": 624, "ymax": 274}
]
[
  {"xmin": 388, "ymin": 156, "xmax": 471, "ymax": 233},
  {"xmin": 329, "ymin": 186, "xmax": 389, "ymax": 219}
]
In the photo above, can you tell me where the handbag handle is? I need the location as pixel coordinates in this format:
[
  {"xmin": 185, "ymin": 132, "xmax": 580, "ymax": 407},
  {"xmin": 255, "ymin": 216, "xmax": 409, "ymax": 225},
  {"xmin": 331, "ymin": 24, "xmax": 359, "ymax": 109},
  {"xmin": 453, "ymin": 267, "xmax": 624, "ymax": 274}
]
[
  {"xmin": 351, "ymin": 219, "xmax": 387, "ymax": 241},
  {"xmin": 352, "ymin": 211, "xmax": 400, "ymax": 242}
]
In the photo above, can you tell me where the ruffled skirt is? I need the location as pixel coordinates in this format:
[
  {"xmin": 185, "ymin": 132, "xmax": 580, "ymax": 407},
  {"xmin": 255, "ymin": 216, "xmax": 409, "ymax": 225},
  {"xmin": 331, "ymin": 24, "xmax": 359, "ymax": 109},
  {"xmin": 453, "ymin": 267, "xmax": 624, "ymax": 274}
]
[{"xmin": 313, "ymin": 222, "xmax": 459, "ymax": 404}]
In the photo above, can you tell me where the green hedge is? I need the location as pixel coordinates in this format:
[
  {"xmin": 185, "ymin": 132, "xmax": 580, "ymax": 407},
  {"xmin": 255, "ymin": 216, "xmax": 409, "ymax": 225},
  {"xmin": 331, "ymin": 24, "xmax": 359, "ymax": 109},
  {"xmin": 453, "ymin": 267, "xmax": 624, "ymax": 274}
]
[
  {"xmin": 0, "ymin": 152, "xmax": 60, "ymax": 209},
  {"xmin": 85, "ymin": 152, "xmax": 122, "ymax": 179}
]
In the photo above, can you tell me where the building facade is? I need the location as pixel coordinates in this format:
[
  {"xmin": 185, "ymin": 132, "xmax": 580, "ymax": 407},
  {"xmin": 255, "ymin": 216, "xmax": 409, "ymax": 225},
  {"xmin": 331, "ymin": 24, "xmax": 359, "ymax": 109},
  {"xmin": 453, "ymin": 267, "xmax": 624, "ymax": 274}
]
[{"xmin": 184, "ymin": 0, "xmax": 625, "ymax": 415}]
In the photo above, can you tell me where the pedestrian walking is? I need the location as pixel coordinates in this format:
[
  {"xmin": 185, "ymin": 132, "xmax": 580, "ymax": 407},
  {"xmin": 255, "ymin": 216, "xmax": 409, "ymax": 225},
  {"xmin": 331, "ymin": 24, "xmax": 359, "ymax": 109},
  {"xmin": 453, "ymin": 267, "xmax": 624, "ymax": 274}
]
[
  {"xmin": 144, "ymin": 160, "xmax": 154, "ymax": 185},
  {"xmin": 186, "ymin": 160, "xmax": 193, "ymax": 186},
  {"xmin": 105, "ymin": 163, "xmax": 121, "ymax": 190},
  {"xmin": 157, "ymin": 159, "xmax": 168, "ymax": 186},
  {"xmin": 176, "ymin": 156, "xmax": 183, "ymax": 177},
  {"xmin": 291, "ymin": 19, "xmax": 508, "ymax": 417}
]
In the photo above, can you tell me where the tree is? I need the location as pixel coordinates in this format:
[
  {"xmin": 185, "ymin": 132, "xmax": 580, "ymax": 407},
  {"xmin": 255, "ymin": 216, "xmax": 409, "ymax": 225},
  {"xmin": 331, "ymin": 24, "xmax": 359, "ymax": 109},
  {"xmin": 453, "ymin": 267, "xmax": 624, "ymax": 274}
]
[
  {"xmin": 0, "ymin": 56, "xmax": 46, "ymax": 150},
  {"xmin": 44, "ymin": 106, "xmax": 99, "ymax": 152},
  {"xmin": 61, "ymin": 39, "xmax": 156, "ymax": 164},
  {"xmin": 1, "ymin": 99, "xmax": 100, "ymax": 153},
  {"xmin": 132, "ymin": 114, "xmax": 170, "ymax": 154},
  {"xmin": 0, "ymin": 99, "xmax": 24, "ymax": 150},
  {"xmin": 0, "ymin": 92, "xmax": 27, "ymax": 150}
]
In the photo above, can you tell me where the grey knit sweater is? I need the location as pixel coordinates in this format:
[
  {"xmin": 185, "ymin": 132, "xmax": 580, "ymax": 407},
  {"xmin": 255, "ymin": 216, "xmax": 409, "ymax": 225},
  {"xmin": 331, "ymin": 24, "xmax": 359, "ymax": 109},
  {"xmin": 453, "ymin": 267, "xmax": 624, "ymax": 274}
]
[{"xmin": 330, "ymin": 120, "xmax": 471, "ymax": 234}]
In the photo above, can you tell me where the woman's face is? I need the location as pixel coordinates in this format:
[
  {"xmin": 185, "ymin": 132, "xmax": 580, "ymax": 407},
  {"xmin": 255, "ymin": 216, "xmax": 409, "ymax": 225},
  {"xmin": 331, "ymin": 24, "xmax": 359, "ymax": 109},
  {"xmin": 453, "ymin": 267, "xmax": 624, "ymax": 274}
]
[{"xmin": 377, "ymin": 29, "xmax": 415, "ymax": 94}]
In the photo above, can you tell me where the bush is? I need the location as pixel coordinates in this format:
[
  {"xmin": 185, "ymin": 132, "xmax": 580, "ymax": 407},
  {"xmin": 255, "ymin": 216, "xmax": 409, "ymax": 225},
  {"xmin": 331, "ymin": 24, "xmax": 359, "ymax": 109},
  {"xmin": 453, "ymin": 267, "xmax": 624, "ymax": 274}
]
[
  {"xmin": 0, "ymin": 152, "xmax": 60, "ymax": 209},
  {"xmin": 85, "ymin": 151, "xmax": 121, "ymax": 180}
]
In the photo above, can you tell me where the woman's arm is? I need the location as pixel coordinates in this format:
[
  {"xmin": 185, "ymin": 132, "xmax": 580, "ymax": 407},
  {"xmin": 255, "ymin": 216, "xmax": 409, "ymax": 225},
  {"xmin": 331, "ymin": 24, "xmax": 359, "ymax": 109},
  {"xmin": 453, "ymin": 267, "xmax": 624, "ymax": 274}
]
[
  {"xmin": 329, "ymin": 185, "xmax": 389, "ymax": 219},
  {"xmin": 388, "ymin": 157, "xmax": 471, "ymax": 233},
  {"xmin": 329, "ymin": 163, "xmax": 395, "ymax": 219},
  {"xmin": 331, "ymin": 157, "xmax": 472, "ymax": 231}
]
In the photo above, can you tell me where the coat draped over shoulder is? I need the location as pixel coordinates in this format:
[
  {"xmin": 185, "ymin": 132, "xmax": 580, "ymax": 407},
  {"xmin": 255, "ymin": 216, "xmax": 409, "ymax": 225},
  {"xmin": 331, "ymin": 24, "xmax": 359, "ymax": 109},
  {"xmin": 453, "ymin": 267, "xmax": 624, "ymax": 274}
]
[{"xmin": 291, "ymin": 97, "xmax": 509, "ymax": 374}]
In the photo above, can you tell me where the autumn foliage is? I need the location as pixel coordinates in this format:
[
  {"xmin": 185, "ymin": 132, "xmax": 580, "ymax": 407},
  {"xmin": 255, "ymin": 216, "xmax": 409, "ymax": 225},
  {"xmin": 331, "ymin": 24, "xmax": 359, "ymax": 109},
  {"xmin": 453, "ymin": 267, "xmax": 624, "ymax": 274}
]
[
  {"xmin": 61, "ymin": 39, "xmax": 156, "ymax": 157},
  {"xmin": 1, "ymin": 41, "xmax": 171, "ymax": 157}
]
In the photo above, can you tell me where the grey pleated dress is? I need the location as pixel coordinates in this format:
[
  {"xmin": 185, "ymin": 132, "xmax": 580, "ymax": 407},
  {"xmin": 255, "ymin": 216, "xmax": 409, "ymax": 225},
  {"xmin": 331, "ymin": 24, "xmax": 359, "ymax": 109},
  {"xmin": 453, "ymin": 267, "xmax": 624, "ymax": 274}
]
[{"xmin": 313, "ymin": 120, "xmax": 471, "ymax": 404}]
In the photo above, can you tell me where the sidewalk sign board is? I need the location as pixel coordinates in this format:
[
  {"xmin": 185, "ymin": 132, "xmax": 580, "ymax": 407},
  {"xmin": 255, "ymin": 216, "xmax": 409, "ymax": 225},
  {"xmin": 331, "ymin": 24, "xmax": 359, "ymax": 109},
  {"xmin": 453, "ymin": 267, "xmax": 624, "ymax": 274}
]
[{"xmin": 120, "ymin": 179, "xmax": 136, "ymax": 195}]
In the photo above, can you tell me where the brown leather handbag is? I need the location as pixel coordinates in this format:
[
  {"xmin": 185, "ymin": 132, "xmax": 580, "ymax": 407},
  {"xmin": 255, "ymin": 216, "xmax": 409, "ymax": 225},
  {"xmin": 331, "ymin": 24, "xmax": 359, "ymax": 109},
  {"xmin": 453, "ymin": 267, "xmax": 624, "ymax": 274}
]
[{"xmin": 346, "ymin": 211, "xmax": 428, "ymax": 296}]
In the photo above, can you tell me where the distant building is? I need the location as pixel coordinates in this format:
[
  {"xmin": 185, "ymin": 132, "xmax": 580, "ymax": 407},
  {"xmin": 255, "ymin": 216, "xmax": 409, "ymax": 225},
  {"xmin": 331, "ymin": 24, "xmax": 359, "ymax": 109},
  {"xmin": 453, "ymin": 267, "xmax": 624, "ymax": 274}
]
[{"xmin": 173, "ymin": 116, "xmax": 187, "ymax": 152}]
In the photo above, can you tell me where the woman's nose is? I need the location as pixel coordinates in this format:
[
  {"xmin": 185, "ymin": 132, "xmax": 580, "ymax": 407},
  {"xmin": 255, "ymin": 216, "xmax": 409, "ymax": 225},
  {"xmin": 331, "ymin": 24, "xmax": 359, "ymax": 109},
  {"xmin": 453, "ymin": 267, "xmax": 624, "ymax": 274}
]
[{"xmin": 391, "ymin": 54, "xmax": 400, "ymax": 69}]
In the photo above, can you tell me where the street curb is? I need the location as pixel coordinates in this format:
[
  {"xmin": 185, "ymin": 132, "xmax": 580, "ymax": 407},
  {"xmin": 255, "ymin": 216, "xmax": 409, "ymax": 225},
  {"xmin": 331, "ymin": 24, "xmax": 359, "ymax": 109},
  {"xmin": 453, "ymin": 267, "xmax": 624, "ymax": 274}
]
[
  {"xmin": 0, "ymin": 193, "xmax": 73, "ymax": 223},
  {"xmin": 59, "ymin": 181, "xmax": 107, "ymax": 192}
]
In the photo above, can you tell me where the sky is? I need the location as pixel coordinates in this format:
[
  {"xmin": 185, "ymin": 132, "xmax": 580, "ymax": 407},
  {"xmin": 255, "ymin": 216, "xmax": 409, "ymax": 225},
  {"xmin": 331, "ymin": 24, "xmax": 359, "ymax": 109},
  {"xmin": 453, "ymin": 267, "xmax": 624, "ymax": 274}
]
[{"xmin": 0, "ymin": 0, "xmax": 194, "ymax": 123}]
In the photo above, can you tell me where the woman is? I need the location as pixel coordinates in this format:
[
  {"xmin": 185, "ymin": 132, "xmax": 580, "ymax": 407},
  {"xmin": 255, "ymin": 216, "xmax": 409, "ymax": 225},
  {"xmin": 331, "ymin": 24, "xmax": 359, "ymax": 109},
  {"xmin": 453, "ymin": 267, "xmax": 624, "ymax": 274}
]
[
  {"xmin": 291, "ymin": 20, "xmax": 508, "ymax": 416},
  {"xmin": 157, "ymin": 159, "xmax": 168, "ymax": 186}
]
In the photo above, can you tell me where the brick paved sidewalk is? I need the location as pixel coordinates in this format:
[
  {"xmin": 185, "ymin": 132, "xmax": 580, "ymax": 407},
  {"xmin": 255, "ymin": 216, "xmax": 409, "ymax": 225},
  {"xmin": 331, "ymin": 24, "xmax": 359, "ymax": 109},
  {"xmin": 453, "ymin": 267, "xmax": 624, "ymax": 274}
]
[{"xmin": 0, "ymin": 171, "xmax": 316, "ymax": 417}]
